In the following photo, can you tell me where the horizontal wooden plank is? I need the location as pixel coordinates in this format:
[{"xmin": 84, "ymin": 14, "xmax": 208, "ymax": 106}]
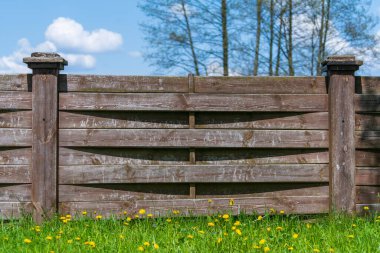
[
  {"xmin": 59, "ymin": 164, "xmax": 329, "ymax": 184},
  {"xmin": 59, "ymin": 75, "xmax": 189, "ymax": 93},
  {"xmin": 356, "ymin": 168, "xmax": 380, "ymax": 186},
  {"xmin": 0, "ymin": 92, "xmax": 32, "ymax": 110},
  {"xmin": 0, "ymin": 166, "xmax": 31, "ymax": 183},
  {"xmin": 0, "ymin": 148, "xmax": 31, "ymax": 165},
  {"xmin": 0, "ymin": 74, "xmax": 29, "ymax": 91},
  {"xmin": 196, "ymin": 112, "xmax": 328, "ymax": 129},
  {"xmin": 59, "ymin": 93, "xmax": 328, "ymax": 112},
  {"xmin": 355, "ymin": 131, "xmax": 380, "ymax": 149},
  {"xmin": 356, "ymin": 76, "xmax": 380, "ymax": 94},
  {"xmin": 0, "ymin": 129, "xmax": 32, "ymax": 146},
  {"xmin": 59, "ymin": 196, "xmax": 329, "ymax": 217},
  {"xmin": 356, "ymin": 113, "xmax": 380, "ymax": 131},
  {"xmin": 356, "ymin": 204, "xmax": 380, "ymax": 213},
  {"xmin": 59, "ymin": 129, "xmax": 328, "ymax": 148},
  {"xmin": 0, "ymin": 184, "xmax": 31, "ymax": 202},
  {"xmin": 196, "ymin": 149, "xmax": 328, "ymax": 164},
  {"xmin": 356, "ymin": 150, "xmax": 380, "ymax": 167},
  {"xmin": 195, "ymin": 76, "xmax": 327, "ymax": 94},
  {"xmin": 355, "ymin": 95, "xmax": 380, "ymax": 112},
  {"xmin": 59, "ymin": 184, "xmax": 190, "ymax": 202},
  {"xmin": 356, "ymin": 186, "xmax": 380, "ymax": 204},
  {"xmin": 0, "ymin": 110, "xmax": 32, "ymax": 128},
  {"xmin": 59, "ymin": 111, "xmax": 189, "ymax": 129},
  {"xmin": 0, "ymin": 202, "xmax": 32, "ymax": 219},
  {"xmin": 59, "ymin": 148, "xmax": 190, "ymax": 166}
]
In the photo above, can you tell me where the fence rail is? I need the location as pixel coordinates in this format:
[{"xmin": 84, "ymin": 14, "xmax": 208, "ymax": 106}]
[{"xmin": 0, "ymin": 53, "xmax": 379, "ymax": 223}]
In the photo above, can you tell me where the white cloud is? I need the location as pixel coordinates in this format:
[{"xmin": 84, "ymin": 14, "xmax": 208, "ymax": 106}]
[
  {"xmin": 45, "ymin": 17, "xmax": 123, "ymax": 53},
  {"xmin": 170, "ymin": 3, "xmax": 194, "ymax": 16},
  {"xmin": 60, "ymin": 53, "xmax": 96, "ymax": 69},
  {"xmin": 128, "ymin": 51, "xmax": 142, "ymax": 58},
  {"xmin": 206, "ymin": 62, "xmax": 240, "ymax": 76}
]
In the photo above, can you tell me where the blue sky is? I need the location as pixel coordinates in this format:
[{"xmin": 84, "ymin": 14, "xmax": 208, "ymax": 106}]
[{"xmin": 0, "ymin": 0, "xmax": 379, "ymax": 75}]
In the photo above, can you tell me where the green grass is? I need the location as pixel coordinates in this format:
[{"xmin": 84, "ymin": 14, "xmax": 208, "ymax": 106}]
[{"xmin": 0, "ymin": 212, "xmax": 379, "ymax": 253}]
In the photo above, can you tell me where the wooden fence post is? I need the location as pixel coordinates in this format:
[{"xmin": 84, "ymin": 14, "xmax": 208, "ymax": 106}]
[
  {"xmin": 23, "ymin": 53, "xmax": 67, "ymax": 223},
  {"xmin": 322, "ymin": 55, "xmax": 362, "ymax": 213}
]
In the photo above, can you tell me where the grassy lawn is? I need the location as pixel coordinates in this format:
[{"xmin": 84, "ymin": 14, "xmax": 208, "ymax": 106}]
[{"xmin": 0, "ymin": 211, "xmax": 379, "ymax": 252}]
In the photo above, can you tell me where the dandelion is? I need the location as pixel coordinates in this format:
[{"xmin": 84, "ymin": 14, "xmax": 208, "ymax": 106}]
[
  {"xmin": 67, "ymin": 239, "xmax": 73, "ymax": 244},
  {"xmin": 306, "ymin": 223, "xmax": 312, "ymax": 229},
  {"xmin": 58, "ymin": 230, "xmax": 64, "ymax": 234},
  {"xmin": 139, "ymin": 209, "xmax": 146, "ymax": 215},
  {"xmin": 280, "ymin": 210, "xmax": 285, "ymax": 214},
  {"xmin": 208, "ymin": 222, "xmax": 215, "ymax": 227},
  {"xmin": 173, "ymin": 210, "xmax": 180, "ymax": 215},
  {"xmin": 234, "ymin": 221, "xmax": 241, "ymax": 226},
  {"xmin": 267, "ymin": 227, "xmax": 271, "ymax": 232},
  {"xmin": 95, "ymin": 215, "xmax": 102, "ymax": 220},
  {"xmin": 46, "ymin": 236, "xmax": 53, "ymax": 240},
  {"xmin": 253, "ymin": 244, "xmax": 260, "ymax": 249},
  {"xmin": 137, "ymin": 246, "xmax": 144, "ymax": 251},
  {"xmin": 352, "ymin": 224, "xmax": 357, "ymax": 227},
  {"xmin": 82, "ymin": 211, "xmax": 87, "ymax": 215},
  {"xmin": 231, "ymin": 226, "xmax": 236, "ymax": 231},
  {"xmin": 276, "ymin": 226, "xmax": 283, "ymax": 231},
  {"xmin": 59, "ymin": 216, "xmax": 66, "ymax": 220},
  {"xmin": 329, "ymin": 248, "xmax": 335, "ymax": 252},
  {"xmin": 217, "ymin": 237, "xmax": 223, "ymax": 243},
  {"xmin": 269, "ymin": 208, "xmax": 276, "ymax": 214},
  {"xmin": 143, "ymin": 242, "xmax": 150, "ymax": 246},
  {"xmin": 153, "ymin": 243, "xmax": 159, "ymax": 249},
  {"xmin": 363, "ymin": 206, "xmax": 369, "ymax": 211},
  {"xmin": 223, "ymin": 232, "xmax": 228, "ymax": 236},
  {"xmin": 235, "ymin": 229, "xmax": 242, "ymax": 235},
  {"xmin": 166, "ymin": 218, "xmax": 172, "ymax": 223},
  {"xmin": 208, "ymin": 199, "xmax": 213, "ymax": 203},
  {"xmin": 347, "ymin": 234, "xmax": 354, "ymax": 239},
  {"xmin": 313, "ymin": 249, "xmax": 320, "ymax": 253},
  {"xmin": 222, "ymin": 214, "xmax": 229, "ymax": 219},
  {"xmin": 123, "ymin": 211, "xmax": 127, "ymax": 215},
  {"xmin": 229, "ymin": 199, "xmax": 234, "ymax": 206},
  {"xmin": 85, "ymin": 241, "xmax": 96, "ymax": 248},
  {"xmin": 187, "ymin": 235, "xmax": 194, "ymax": 239},
  {"xmin": 126, "ymin": 217, "xmax": 132, "ymax": 222},
  {"xmin": 24, "ymin": 238, "xmax": 32, "ymax": 244},
  {"xmin": 198, "ymin": 230, "xmax": 205, "ymax": 234},
  {"xmin": 56, "ymin": 236, "xmax": 61, "ymax": 239},
  {"xmin": 62, "ymin": 219, "xmax": 68, "ymax": 224},
  {"xmin": 257, "ymin": 215, "xmax": 263, "ymax": 221},
  {"xmin": 119, "ymin": 234, "xmax": 125, "ymax": 239},
  {"xmin": 75, "ymin": 237, "xmax": 81, "ymax": 241},
  {"xmin": 135, "ymin": 215, "xmax": 140, "ymax": 218},
  {"xmin": 124, "ymin": 222, "xmax": 129, "ymax": 226},
  {"xmin": 147, "ymin": 213, "xmax": 153, "ymax": 218},
  {"xmin": 288, "ymin": 246, "xmax": 294, "ymax": 251},
  {"xmin": 66, "ymin": 214, "xmax": 71, "ymax": 219},
  {"xmin": 264, "ymin": 246, "xmax": 270, "ymax": 252},
  {"xmin": 259, "ymin": 239, "xmax": 266, "ymax": 245},
  {"xmin": 292, "ymin": 233, "xmax": 299, "ymax": 239}
]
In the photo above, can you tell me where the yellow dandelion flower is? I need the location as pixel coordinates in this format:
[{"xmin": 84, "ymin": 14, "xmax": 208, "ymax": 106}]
[
  {"xmin": 95, "ymin": 215, "xmax": 102, "ymax": 220},
  {"xmin": 82, "ymin": 211, "xmax": 87, "ymax": 215},
  {"xmin": 35, "ymin": 227, "xmax": 41, "ymax": 232},
  {"xmin": 306, "ymin": 223, "xmax": 312, "ymax": 229},
  {"xmin": 58, "ymin": 230, "xmax": 63, "ymax": 234},
  {"xmin": 62, "ymin": 219, "xmax": 68, "ymax": 224},
  {"xmin": 153, "ymin": 243, "xmax": 159, "ymax": 249},
  {"xmin": 75, "ymin": 237, "xmax": 81, "ymax": 241},
  {"xmin": 217, "ymin": 237, "xmax": 223, "ymax": 243},
  {"xmin": 231, "ymin": 226, "xmax": 236, "ymax": 231},
  {"xmin": 253, "ymin": 244, "xmax": 261, "ymax": 249},
  {"xmin": 222, "ymin": 214, "xmax": 229, "ymax": 219},
  {"xmin": 187, "ymin": 235, "xmax": 194, "ymax": 239},
  {"xmin": 59, "ymin": 216, "xmax": 66, "ymax": 220},
  {"xmin": 119, "ymin": 234, "xmax": 125, "ymax": 239},
  {"xmin": 66, "ymin": 214, "xmax": 71, "ymax": 218},
  {"xmin": 229, "ymin": 199, "xmax": 234, "ymax": 206},
  {"xmin": 166, "ymin": 218, "xmax": 172, "ymax": 223},
  {"xmin": 313, "ymin": 249, "xmax": 320, "ymax": 253},
  {"xmin": 93, "ymin": 211, "xmax": 97, "ymax": 214},
  {"xmin": 126, "ymin": 217, "xmax": 132, "ymax": 222},
  {"xmin": 288, "ymin": 246, "xmax": 294, "ymax": 251},
  {"xmin": 257, "ymin": 215, "xmax": 263, "ymax": 221},
  {"xmin": 234, "ymin": 221, "xmax": 241, "ymax": 226},
  {"xmin": 46, "ymin": 235, "xmax": 53, "ymax": 240},
  {"xmin": 269, "ymin": 208, "xmax": 276, "ymax": 214},
  {"xmin": 280, "ymin": 210, "xmax": 285, "ymax": 214},
  {"xmin": 329, "ymin": 248, "xmax": 335, "ymax": 253},
  {"xmin": 208, "ymin": 199, "xmax": 213, "ymax": 203},
  {"xmin": 172, "ymin": 210, "xmax": 180, "ymax": 215},
  {"xmin": 139, "ymin": 209, "xmax": 146, "ymax": 215},
  {"xmin": 347, "ymin": 235, "xmax": 354, "ymax": 239},
  {"xmin": 292, "ymin": 233, "xmax": 299, "ymax": 239},
  {"xmin": 363, "ymin": 206, "xmax": 369, "ymax": 211},
  {"xmin": 267, "ymin": 227, "xmax": 271, "ymax": 232},
  {"xmin": 137, "ymin": 246, "xmax": 144, "ymax": 251},
  {"xmin": 208, "ymin": 222, "xmax": 215, "ymax": 227},
  {"xmin": 85, "ymin": 241, "xmax": 95, "ymax": 248},
  {"xmin": 143, "ymin": 242, "xmax": 150, "ymax": 246},
  {"xmin": 259, "ymin": 239, "xmax": 266, "ymax": 245},
  {"xmin": 24, "ymin": 238, "xmax": 32, "ymax": 244},
  {"xmin": 123, "ymin": 211, "xmax": 127, "ymax": 215},
  {"xmin": 276, "ymin": 226, "xmax": 283, "ymax": 231},
  {"xmin": 135, "ymin": 215, "xmax": 140, "ymax": 218},
  {"xmin": 50, "ymin": 251, "xmax": 55, "ymax": 253},
  {"xmin": 56, "ymin": 236, "xmax": 61, "ymax": 239},
  {"xmin": 352, "ymin": 224, "xmax": 357, "ymax": 227},
  {"xmin": 264, "ymin": 246, "xmax": 270, "ymax": 252},
  {"xmin": 67, "ymin": 239, "xmax": 73, "ymax": 244},
  {"xmin": 223, "ymin": 232, "xmax": 228, "ymax": 236},
  {"xmin": 124, "ymin": 222, "xmax": 129, "ymax": 226},
  {"xmin": 235, "ymin": 229, "xmax": 242, "ymax": 235},
  {"xmin": 198, "ymin": 230, "xmax": 205, "ymax": 234},
  {"xmin": 147, "ymin": 213, "xmax": 153, "ymax": 218}
]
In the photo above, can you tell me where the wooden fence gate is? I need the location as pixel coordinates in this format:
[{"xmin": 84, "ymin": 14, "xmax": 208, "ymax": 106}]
[{"xmin": 0, "ymin": 53, "xmax": 379, "ymax": 222}]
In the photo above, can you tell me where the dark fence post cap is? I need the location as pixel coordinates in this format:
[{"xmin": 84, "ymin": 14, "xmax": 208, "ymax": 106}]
[
  {"xmin": 322, "ymin": 55, "xmax": 363, "ymax": 73},
  {"xmin": 23, "ymin": 52, "xmax": 68, "ymax": 70}
]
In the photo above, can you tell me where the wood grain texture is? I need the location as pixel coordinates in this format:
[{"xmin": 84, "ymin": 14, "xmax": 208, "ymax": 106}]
[
  {"xmin": 59, "ymin": 111, "xmax": 188, "ymax": 129},
  {"xmin": 0, "ymin": 148, "xmax": 31, "ymax": 165},
  {"xmin": 194, "ymin": 76, "xmax": 327, "ymax": 94},
  {"xmin": 0, "ymin": 110, "xmax": 32, "ymax": 128},
  {"xmin": 0, "ymin": 92, "xmax": 32, "ymax": 109},
  {"xmin": 356, "ymin": 76, "xmax": 380, "ymax": 94},
  {"xmin": 355, "ymin": 113, "xmax": 380, "ymax": 130},
  {"xmin": 59, "ymin": 148, "xmax": 190, "ymax": 166},
  {"xmin": 59, "ymin": 75, "xmax": 188, "ymax": 93},
  {"xmin": 355, "ymin": 95, "xmax": 380, "ymax": 112},
  {"xmin": 59, "ymin": 184, "xmax": 190, "ymax": 202},
  {"xmin": 0, "ymin": 129, "xmax": 32, "ymax": 146},
  {"xmin": 59, "ymin": 129, "xmax": 328, "ymax": 148},
  {"xmin": 356, "ymin": 150, "xmax": 380, "ymax": 167},
  {"xmin": 59, "ymin": 164, "xmax": 329, "ymax": 184},
  {"xmin": 356, "ymin": 186, "xmax": 380, "ymax": 204},
  {"xmin": 356, "ymin": 168, "xmax": 380, "ymax": 186},
  {"xmin": 196, "ymin": 112, "xmax": 328, "ymax": 129},
  {"xmin": 59, "ymin": 93, "xmax": 328, "ymax": 112},
  {"xmin": 355, "ymin": 131, "xmax": 380, "ymax": 149},
  {"xmin": 0, "ymin": 184, "xmax": 31, "ymax": 202},
  {"xmin": 0, "ymin": 165, "xmax": 30, "ymax": 183},
  {"xmin": 356, "ymin": 204, "xmax": 380, "ymax": 213},
  {"xmin": 0, "ymin": 202, "xmax": 32, "ymax": 219},
  {"xmin": 59, "ymin": 196, "xmax": 329, "ymax": 217},
  {"xmin": 0, "ymin": 74, "xmax": 29, "ymax": 91}
]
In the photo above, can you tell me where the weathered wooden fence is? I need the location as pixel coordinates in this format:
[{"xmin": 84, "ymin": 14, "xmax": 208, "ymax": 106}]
[{"xmin": 0, "ymin": 53, "xmax": 379, "ymax": 222}]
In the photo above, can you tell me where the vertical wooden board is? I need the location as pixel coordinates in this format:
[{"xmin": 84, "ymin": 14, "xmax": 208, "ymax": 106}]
[
  {"xmin": 0, "ymin": 148, "xmax": 31, "ymax": 165},
  {"xmin": 59, "ymin": 184, "xmax": 190, "ymax": 202},
  {"xmin": 0, "ymin": 184, "xmax": 31, "ymax": 202},
  {"xmin": 0, "ymin": 74, "xmax": 29, "ymax": 91},
  {"xmin": 59, "ymin": 111, "xmax": 189, "ymax": 129},
  {"xmin": 0, "ymin": 110, "xmax": 32, "ymax": 128},
  {"xmin": 356, "ymin": 150, "xmax": 380, "ymax": 167},
  {"xmin": 59, "ymin": 148, "xmax": 190, "ymax": 166},
  {"xmin": 196, "ymin": 149, "xmax": 329, "ymax": 165}
]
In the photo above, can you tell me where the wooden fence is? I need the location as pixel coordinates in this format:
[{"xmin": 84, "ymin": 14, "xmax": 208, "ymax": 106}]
[{"xmin": 0, "ymin": 53, "xmax": 379, "ymax": 223}]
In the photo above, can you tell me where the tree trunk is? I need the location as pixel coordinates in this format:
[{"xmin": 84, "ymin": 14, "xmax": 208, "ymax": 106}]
[
  {"xmin": 253, "ymin": 0, "xmax": 262, "ymax": 76},
  {"xmin": 268, "ymin": 0, "xmax": 274, "ymax": 76},
  {"xmin": 322, "ymin": 0, "xmax": 331, "ymax": 61},
  {"xmin": 275, "ymin": 0, "xmax": 285, "ymax": 76},
  {"xmin": 287, "ymin": 0, "xmax": 294, "ymax": 76},
  {"xmin": 221, "ymin": 0, "xmax": 228, "ymax": 76},
  {"xmin": 317, "ymin": 0, "xmax": 325, "ymax": 75}
]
